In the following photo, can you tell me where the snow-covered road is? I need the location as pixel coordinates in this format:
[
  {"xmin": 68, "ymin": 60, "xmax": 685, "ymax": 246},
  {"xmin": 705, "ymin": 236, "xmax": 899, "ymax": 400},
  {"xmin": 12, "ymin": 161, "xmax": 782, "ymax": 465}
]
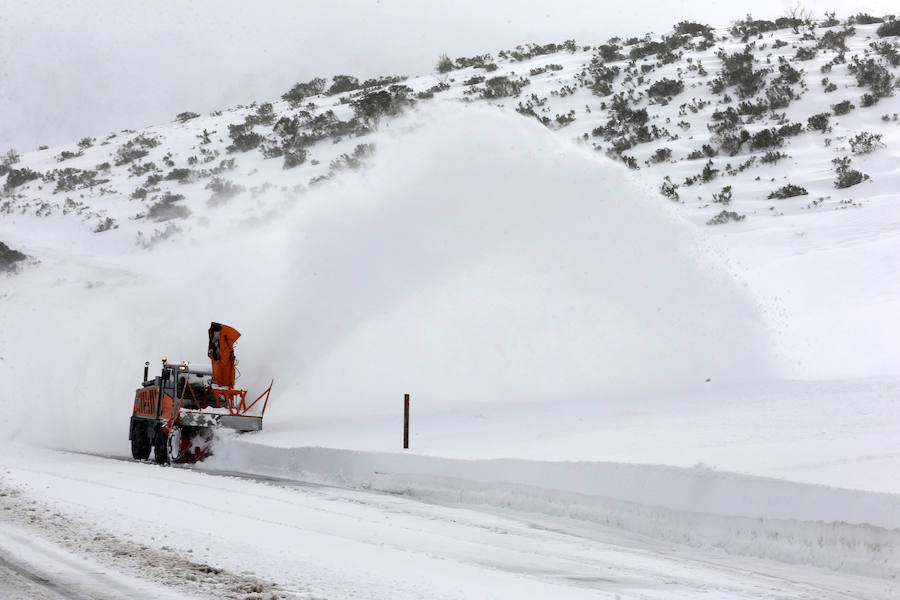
[{"xmin": 1, "ymin": 447, "xmax": 893, "ymax": 599}]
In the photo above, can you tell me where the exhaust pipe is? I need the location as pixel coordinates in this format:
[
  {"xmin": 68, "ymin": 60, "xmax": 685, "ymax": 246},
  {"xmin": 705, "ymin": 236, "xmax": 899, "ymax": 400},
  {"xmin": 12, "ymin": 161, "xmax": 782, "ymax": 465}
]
[{"xmin": 143, "ymin": 361, "xmax": 149, "ymax": 382}]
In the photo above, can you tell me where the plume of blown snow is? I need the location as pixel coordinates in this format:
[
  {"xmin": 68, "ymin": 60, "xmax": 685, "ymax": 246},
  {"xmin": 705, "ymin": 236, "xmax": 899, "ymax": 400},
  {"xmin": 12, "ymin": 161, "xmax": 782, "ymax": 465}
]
[{"xmin": 0, "ymin": 107, "xmax": 776, "ymax": 452}]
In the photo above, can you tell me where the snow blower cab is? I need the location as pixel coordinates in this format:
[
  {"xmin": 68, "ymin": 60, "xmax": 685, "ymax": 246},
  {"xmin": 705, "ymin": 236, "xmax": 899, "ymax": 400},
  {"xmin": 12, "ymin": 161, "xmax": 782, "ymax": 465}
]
[{"xmin": 129, "ymin": 322, "xmax": 273, "ymax": 464}]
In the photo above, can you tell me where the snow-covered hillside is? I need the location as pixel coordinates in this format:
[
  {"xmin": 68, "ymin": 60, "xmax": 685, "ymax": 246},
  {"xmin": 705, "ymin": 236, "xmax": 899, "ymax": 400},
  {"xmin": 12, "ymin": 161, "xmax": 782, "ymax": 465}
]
[{"xmin": 1, "ymin": 11, "xmax": 900, "ymax": 599}]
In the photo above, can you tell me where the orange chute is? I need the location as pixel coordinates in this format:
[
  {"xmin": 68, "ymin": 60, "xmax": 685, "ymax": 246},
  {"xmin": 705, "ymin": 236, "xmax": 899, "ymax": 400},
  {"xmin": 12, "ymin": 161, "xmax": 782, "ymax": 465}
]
[{"xmin": 208, "ymin": 322, "xmax": 241, "ymax": 387}]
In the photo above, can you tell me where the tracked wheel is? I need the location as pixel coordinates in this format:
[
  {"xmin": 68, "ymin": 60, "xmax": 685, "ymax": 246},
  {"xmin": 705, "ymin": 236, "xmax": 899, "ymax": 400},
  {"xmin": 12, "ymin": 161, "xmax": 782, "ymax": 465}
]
[{"xmin": 130, "ymin": 421, "xmax": 151, "ymax": 460}]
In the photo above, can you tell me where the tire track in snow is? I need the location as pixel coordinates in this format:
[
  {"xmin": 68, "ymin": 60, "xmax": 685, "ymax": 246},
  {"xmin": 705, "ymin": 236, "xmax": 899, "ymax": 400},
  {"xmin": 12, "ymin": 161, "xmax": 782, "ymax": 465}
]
[{"xmin": 28, "ymin": 450, "xmax": 899, "ymax": 600}]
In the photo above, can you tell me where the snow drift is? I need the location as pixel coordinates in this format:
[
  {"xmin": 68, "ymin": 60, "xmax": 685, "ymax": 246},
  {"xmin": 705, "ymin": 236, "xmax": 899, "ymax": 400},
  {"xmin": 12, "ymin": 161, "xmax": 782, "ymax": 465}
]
[{"xmin": 0, "ymin": 107, "xmax": 774, "ymax": 452}]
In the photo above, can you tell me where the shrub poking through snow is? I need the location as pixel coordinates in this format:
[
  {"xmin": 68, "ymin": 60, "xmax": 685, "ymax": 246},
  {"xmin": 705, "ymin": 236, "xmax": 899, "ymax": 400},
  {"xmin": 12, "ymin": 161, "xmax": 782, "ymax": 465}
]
[
  {"xmin": 114, "ymin": 134, "xmax": 160, "ymax": 166},
  {"xmin": 93, "ymin": 217, "xmax": 118, "ymax": 233},
  {"xmin": 325, "ymin": 75, "xmax": 361, "ymax": 96},
  {"xmin": 659, "ymin": 176, "xmax": 679, "ymax": 201},
  {"xmin": 768, "ymin": 184, "xmax": 808, "ymax": 199},
  {"xmin": 647, "ymin": 77, "xmax": 685, "ymax": 99},
  {"xmin": 706, "ymin": 210, "xmax": 745, "ymax": 225},
  {"xmin": 649, "ymin": 148, "xmax": 672, "ymax": 163},
  {"xmin": 175, "ymin": 112, "xmax": 200, "ymax": 123},
  {"xmin": 146, "ymin": 191, "xmax": 190, "ymax": 221},
  {"xmin": 226, "ymin": 123, "xmax": 264, "ymax": 153},
  {"xmin": 807, "ymin": 113, "xmax": 831, "ymax": 132},
  {"xmin": 848, "ymin": 131, "xmax": 885, "ymax": 154},
  {"xmin": 847, "ymin": 56, "xmax": 895, "ymax": 98},
  {"xmin": 832, "ymin": 100, "xmax": 854, "ymax": 115},
  {"xmin": 794, "ymin": 46, "xmax": 817, "ymax": 61},
  {"xmin": 351, "ymin": 85, "xmax": 414, "ymax": 124},
  {"xmin": 281, "ymin": 78, "xmax": 326, "ymax": 107},
  {"xmin": 206, "ymin": 177, "xmax": 245, "ymax": 207},
  {"xmin": 481, "ymin": 76, "xmax": 530, "ymax": 98},
  {"xmin": 0, "ymin": 241, "xmax": 27, "ymax": 272},
  {"xmin": 712, "ymin": 185, "xmax": 733, "ymax": 204},
  {"xmin": 876, "ymin": 20, "xmax": 900, "ymax": 37},
  {"xmin": 435, "ymin": 54, "xmax": 454, "ymax": 73},
  {"xmin": 832, "ymin": 156, "xmax": 869, "ymax": 188},
  {"xmin": 4, "ymin": 167, "xmax": 40, "ymax": 189}
]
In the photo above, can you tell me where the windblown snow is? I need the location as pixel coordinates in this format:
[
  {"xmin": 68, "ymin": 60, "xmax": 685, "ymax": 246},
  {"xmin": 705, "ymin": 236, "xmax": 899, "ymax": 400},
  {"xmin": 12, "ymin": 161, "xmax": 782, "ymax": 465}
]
[{"xmin": 1, "ymin": 13, "xmax": 900, "ymax": 600}]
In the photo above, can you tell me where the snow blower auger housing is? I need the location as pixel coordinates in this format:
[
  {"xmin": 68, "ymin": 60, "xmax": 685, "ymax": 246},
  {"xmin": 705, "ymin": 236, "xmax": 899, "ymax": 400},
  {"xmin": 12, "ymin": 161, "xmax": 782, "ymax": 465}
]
[{"xmin": 129, "ymin": 322, "xmax": 273, "ymax": 464}]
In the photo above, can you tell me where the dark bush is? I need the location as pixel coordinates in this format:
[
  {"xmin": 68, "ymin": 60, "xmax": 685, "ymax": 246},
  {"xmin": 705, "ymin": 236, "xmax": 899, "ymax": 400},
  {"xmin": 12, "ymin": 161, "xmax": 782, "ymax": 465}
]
[
  {"xmin": 861, "ymin": 93, "xmax": 879, "ymax": 107},
  {"xmin": 436, "ymin": 54, "xmax": 454, "ymax": 73},
  {"xmin": 147, "ymin": 192, "xmax": 190, "ymax": 221},
  {"xmin": 712, "ymin": 185, "xmax": 733, "ymax": 204},
  {"xmin": 647, "ymin": 77, "xmax": 685, "ymax": 99},
  {"xmin": 707, "ymin": 210, "xmax": 745, "ymax": 225},
  {"xmin": 832, "ymin": 100, "xmax": 854, "ymax": 115},
  {"xmin": 53, "ymin": 168, "xmax": 108, "ymax": 192},
  {"xmin": 282, "ymin": 147, "xmax": 308, "ymax": 169},
  {"xmin": 649, "ymin": 147, "xmax": 672, "ymax": 163},
  {"xmin": 114, "ymin": 134, "xmax": 159, "ymax": 166},
  {"xmin": 778, "ymin": 122, "xmax": 803, "ymax": 137},
  {"xmin": 674, "ymin": 21, "xmax": 714, "ymax": 38},
  {"xmin": 659, "ymin": 176, "xmax": 679, "ymax": 200},
  {"xmin": 176, "ymin": 112, "xmax": 200, "ymax": 123},
  {"xmin": 847, "ymin": 56, "xmax": 895, "ymax": 97},
  {"xmin": 5, "ymin": 167, "xmax": 40, "ymax": 189},
  {"xmin": 807, "ymin": 112, "xmax": 831, "ymax": 132},
  {"xmin": 94, "ymin": 217, "xmax": 118, "ymax": 233},
  {"xmin": 206, "ymin": 177, "xmax": 245, "ymax": 207},
  {"xmin": 855, "ymin": 13, "xmax": 884, "ymax": 25},
  {"xmin": 766, "ymin": 83, "xmax": 795, "ymax": 109},
  {"xmin": 325, "ymin": 75, "xmax": 361, "ymax": 95},
  {"xmin": 832, "ymin": 156, "xmax": 869, "ymax": 188},
  {"xmin": 164, "ymin": 168, "xmax": 193, "ymax": 184},
  {"xmin": 0, "ymin": 241, "xmax": 27, "ymax": 272},
  {"xmin": 795, "ymin": 46, "xmax": 817, "ymax": 60},
  {"xmin": 226, "ymin": 123, "xmax": 264, "ymax": 153},
  {"xmin": 595, "ymin": 44, "xmax": 623, "ymax": 62},
  {"xmin": 730, "ymin": 16, "xmax": 778, "ymax": 40},
  {"xmin": 712, "ymin": 46, "xmax": 770, "ymax": 98},
  {"xmin": 767, "ymin": 184, "xmax": 808, "ymax": 199},
  {"xmin": 849, "ymin": 131, "xmax": 885, "ymax": 154},
  {"xmin": 56, "ymin": 150, "xmax": 83, "ymax": 162},
  {"xmin": 77, "ymin": 137, "xmax": 94, "ymax": 149},
  {"xmin": 481, "ymin": 76, "xmax": 529, "ymax": 99},
  {"xmin": 760, "ymin": 151, "xmax": 788, "ymax": 163},
  {"xmin": 818, "ymin": 28, "xmax": 854, "ymax": 51},
  {"xmin": 870, "ymin": 41, "xmax": 900, "ymax": 66},
  {"xmin": 282, "ymin": 78, "xmax": 326, "ymax": 107},
  {"xmin": 351, "ymin": 85, "xmax": 413, "ymax": 124},
  {"xmin": 877, "ymin": 20, "xmax": 900, "ymax": 37},
  {"xmin": 749, "ymin": 128, "xmax": 784, "ymax": 150}
]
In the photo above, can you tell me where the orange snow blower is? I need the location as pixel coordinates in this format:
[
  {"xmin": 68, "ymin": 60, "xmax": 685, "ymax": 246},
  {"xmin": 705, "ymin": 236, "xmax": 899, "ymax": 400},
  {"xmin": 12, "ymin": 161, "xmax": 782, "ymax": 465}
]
[{"xmin": 129, "ymin": 322, "xmax": 273, "ymax": 464}]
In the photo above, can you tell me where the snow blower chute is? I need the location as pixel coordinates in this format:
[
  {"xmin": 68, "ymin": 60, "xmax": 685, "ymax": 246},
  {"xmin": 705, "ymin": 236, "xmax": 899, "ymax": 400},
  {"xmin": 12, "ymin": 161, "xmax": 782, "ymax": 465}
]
[{"xmin": 128, "ymin": 322, "xmax": 273, "ymax": 464}]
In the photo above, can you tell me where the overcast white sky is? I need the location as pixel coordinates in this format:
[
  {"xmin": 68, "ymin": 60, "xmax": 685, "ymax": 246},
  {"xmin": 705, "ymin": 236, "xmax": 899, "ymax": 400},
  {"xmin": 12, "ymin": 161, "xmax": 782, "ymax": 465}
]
[{"xmin": 0, "ymin": 0, "xmax": 894, "ymax": 151}]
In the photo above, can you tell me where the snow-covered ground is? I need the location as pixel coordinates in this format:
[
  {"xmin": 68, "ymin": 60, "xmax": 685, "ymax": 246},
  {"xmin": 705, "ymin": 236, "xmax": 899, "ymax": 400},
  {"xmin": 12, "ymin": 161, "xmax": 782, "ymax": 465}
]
[
  {"xmin": 2, "ymin": 12, "xmax": 900, "ymax": 599},
  {"xmin": 2, "ymin": 446, "xmax": 897, "ymax": 599}
]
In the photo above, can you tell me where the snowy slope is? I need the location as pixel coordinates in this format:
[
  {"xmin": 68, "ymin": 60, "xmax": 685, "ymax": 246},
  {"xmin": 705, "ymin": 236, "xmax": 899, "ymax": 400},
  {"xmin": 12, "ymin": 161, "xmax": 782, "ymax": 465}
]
[{"xmin": 2, "ymin": 11, "xmax": 900, "ymax": 598}]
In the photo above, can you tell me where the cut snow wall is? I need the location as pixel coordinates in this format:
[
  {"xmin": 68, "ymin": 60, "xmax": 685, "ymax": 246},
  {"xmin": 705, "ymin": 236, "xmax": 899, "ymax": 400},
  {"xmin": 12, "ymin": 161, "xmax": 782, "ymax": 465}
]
[{"xmin": 209, "ymin": 440, "xmax": 900, "ymax": 579}]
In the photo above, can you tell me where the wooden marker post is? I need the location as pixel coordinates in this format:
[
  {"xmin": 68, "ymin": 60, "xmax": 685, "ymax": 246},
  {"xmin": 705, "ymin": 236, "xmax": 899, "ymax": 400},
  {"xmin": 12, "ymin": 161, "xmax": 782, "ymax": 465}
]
[{"xmin": 403, "ymin": 393, "xmax": 410, "ymax": 449}]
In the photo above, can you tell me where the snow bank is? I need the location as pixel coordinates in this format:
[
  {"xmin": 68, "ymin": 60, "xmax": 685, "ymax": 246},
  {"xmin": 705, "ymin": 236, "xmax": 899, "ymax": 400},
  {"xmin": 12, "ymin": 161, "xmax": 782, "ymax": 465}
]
[
  {"xmin": 0, "ymin": 107, "xmax": 774, "ymax": 451},
  {"xmin": 208, "ymin": 439, "xmax": 900, "ymax": 579}
]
